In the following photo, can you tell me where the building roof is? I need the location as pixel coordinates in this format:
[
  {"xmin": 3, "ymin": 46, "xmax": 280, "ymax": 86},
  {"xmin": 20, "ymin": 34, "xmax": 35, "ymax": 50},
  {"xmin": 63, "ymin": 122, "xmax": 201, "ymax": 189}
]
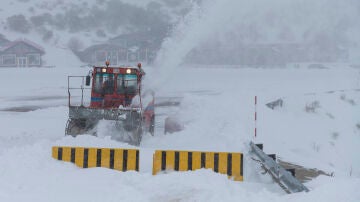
[
  {"xmin": 0, "ymin": 34, "xmax": 10, "ymax": 47},
  {"xmin": 109, "ymin": 31, "xmax": 164, "ymax": 49},
  {"xmin": 82, "ymin": 43, "xmax": 127, "ymax": 53},
  {"xmin": 111, "ymin": 32, "xmax": 153, "ymax": 41},
  {"xmin": 0, "ymin": 38, "xmax": 45, "ymax": 54}
]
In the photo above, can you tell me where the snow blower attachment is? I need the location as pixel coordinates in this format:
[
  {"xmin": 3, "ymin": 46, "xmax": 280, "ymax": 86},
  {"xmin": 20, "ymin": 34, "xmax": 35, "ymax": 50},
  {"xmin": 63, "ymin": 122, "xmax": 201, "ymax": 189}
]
[
  {"xmin": 250, "ymin": 141, "xmax": 309, "ymax": 193},
  {"xmin": 65, "ymin": 62, "xmax": 155, "ymax": 146}
]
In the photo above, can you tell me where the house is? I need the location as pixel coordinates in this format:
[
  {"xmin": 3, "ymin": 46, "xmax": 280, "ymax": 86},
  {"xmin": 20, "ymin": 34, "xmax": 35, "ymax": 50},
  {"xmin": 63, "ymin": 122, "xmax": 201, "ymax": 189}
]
[
  {"xmin": 76, "ymin": 31, "xmax": 163, "ymax": 66},
  {"xmin": 0, "ymin": 38, "xmax": 45, "ymax": 67},
  {"xmin": 185, "ymin": 42, "xmax": 348, "ymax": 66},
  {"xmin": 76, "ymin": 43, "xmax": 130, "ymax": 66}
]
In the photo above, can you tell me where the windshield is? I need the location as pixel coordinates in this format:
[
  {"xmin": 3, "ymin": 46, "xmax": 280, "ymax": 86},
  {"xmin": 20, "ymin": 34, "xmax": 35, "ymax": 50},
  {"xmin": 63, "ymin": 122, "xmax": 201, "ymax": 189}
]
[
  {"xmin": 94, "ymin": 73, "xmax": 114, "ymax": 94},
  {"xmin": 117, "ymin": 74, "xmax": 138, "ymax": 94}
]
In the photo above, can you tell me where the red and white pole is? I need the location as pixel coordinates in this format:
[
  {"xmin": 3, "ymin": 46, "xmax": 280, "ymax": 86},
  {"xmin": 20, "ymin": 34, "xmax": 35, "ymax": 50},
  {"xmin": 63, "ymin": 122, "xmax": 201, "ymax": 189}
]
[{"xmin": 255, "ymin": 96, "xmax": 257, "ymax": 138}]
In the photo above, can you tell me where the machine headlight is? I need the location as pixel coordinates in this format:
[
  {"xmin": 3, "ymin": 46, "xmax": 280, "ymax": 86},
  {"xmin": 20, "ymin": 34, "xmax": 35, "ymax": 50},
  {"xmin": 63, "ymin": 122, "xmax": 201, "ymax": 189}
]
[{"xmin": 126, "ymin": 69, "xmax": 131, "ymax": 74}]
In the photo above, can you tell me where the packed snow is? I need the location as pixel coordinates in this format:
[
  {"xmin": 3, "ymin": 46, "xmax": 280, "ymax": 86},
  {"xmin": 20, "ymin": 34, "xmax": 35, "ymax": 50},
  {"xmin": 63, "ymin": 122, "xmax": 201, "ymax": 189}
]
[{"xmin": 0, "ymin": 65, "xmax": 359, "ymax": 201}]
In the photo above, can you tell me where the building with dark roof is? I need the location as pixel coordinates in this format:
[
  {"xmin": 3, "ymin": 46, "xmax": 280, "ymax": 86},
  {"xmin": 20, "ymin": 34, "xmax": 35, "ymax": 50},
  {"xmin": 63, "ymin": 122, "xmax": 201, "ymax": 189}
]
[
  {"xmin": 185, "ymin": 43, "xmax": 348, "ymax": 66},
  {"xmin": 0, "ymin": 38, "xmax": 45, "ymax": 67},
  {"xmin": 76, "ymin": 31, "xmax": 162, "ymax": 66}
]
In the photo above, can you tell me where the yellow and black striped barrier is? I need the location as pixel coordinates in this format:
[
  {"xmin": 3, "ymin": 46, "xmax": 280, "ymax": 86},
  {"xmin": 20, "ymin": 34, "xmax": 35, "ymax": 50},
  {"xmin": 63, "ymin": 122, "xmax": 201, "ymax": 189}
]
[
  {"xmin": 152, "ymin": 150, "xmax": 243, "ymax": 181},
  {"xmin": 52, "ymin": 146, "xmax": 139, "ymax": 172}
]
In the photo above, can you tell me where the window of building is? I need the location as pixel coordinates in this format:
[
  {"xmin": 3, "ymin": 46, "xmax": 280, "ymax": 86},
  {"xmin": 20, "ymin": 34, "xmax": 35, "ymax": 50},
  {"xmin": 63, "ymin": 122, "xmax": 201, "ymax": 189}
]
[
  {"xmin": 27, "ymin": 54, "xmax": 40, "ymax": 65},
  {"xmin": 2, "ymin": 54, "xmax": 16, "ymax": 65},
  {"xmin": 139, "ymin": 49, "xmax": 147, "ymax": 61},
  {"xmin": 108, "ymin": 51, "xmax": 118, "ymax": 65},
  {"xmin": 118, "ymin": 49, "xmax": 127, "ymax": 61}
]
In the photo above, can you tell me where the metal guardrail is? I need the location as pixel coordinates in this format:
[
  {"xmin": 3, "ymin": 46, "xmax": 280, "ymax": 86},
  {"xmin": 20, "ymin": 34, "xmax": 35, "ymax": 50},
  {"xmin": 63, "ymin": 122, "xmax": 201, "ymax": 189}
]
[{"xmin": 250, "ymin": 141, "xmax": 310, "ymax": 194}]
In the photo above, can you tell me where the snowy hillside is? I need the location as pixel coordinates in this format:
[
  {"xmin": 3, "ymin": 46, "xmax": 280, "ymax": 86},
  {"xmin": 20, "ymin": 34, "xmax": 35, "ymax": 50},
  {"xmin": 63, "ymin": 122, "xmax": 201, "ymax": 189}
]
[
  {"xmin": 0, "ymin": 0, "xmax": 192, "ymax": 66},
  {"xmin": 1, "ymin": 0, "xmax": 360, "ymax": 67}
]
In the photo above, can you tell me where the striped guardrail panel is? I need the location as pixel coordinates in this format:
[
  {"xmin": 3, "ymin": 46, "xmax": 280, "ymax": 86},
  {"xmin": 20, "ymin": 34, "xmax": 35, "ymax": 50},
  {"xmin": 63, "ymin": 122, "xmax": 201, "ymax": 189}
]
[
  {"xmin": 52, "ymin": 146, "xmax": 139, "ymax": 172},
  {"xmin": 152, "ymin": 150, "xmax": 243, "ymax": 181}
]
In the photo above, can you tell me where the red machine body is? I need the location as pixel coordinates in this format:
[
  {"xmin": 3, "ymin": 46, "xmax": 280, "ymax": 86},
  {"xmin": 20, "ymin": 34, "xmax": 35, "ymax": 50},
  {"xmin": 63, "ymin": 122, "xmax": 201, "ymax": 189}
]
[
  {"xmin": 89, "ymin": 66, "xmax": 143, "ymax": 108},
  {"xmin": 65, "ymin": 64, "xmax": 154, "ymax": 145}
]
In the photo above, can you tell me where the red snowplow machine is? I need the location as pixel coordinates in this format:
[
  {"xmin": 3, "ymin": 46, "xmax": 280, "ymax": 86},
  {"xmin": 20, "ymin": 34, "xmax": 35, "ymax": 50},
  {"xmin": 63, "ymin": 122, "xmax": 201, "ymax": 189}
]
[{"xmin": 65, "ymin": 62, "xmax": 155, "ymax": 146}]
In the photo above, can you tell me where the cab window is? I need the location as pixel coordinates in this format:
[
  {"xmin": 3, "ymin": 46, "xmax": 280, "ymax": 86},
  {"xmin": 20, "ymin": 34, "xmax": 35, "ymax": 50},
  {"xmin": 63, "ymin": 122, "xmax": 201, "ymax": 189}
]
[
  {"xmin": 94, "ymin": 73, "xmax": 114, "ymax": 94},
  {"xmin": 117, "ymin": 74, "xmax": 137, "ymax": 94}
]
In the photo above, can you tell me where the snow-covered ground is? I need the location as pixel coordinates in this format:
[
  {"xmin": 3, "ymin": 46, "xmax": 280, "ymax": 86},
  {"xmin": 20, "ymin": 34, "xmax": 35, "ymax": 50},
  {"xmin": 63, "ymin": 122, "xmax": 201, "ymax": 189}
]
[
  {"xmin": 0, "ymin": 64, "xmax": 359, "ymax": 201},
  {"xmin": 1, "ymin": 0, "xmax": 360, "ymax": 201}
]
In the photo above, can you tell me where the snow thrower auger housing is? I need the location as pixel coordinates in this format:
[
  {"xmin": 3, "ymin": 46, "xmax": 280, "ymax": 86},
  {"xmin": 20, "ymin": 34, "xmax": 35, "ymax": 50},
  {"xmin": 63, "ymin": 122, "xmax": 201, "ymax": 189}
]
[{"xmin": 65, "ymin": 62, "xmax": 155, "ymax": 146}]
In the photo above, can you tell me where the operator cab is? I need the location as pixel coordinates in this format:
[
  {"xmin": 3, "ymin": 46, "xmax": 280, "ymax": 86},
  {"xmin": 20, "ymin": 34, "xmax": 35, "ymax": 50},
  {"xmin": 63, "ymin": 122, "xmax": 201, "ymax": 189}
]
[{"xmin": 88, "ymin": 63, "xmax": 142, "ymax": 108}]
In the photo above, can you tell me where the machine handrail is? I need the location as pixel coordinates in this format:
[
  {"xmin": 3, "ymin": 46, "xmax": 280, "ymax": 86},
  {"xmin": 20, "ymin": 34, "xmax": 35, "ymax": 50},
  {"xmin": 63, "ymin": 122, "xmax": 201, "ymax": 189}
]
[{"xmin": 68, "ymin": 75, "xmax": 92, "ymax": 107}]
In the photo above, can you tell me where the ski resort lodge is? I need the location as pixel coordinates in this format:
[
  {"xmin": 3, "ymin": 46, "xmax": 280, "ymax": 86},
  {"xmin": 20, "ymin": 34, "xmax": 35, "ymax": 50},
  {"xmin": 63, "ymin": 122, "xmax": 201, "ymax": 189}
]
[
  {"xmin": 0, "ymin": 37, "xmax": 45, "ymax": 67},
  {"xmin": 75, "ymin": 31, "xmax": 162, "ymax": 65}
]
